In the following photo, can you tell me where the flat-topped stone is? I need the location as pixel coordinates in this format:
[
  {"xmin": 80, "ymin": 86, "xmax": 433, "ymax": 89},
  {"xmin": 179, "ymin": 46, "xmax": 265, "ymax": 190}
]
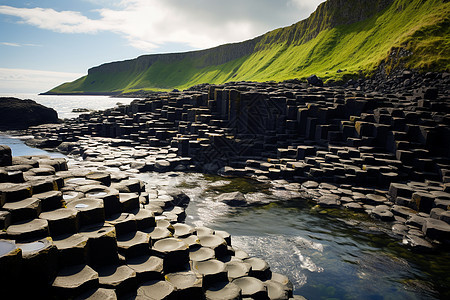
[
  {"xmin": 80, "ymin": 224, "xmax": 118, "ymax": 266},
  {"xmin": 137, "ymin": 280, "xmax": 175, "ymax": 300},
  {"xmin": 233, "ymin": 276, "xmax": 268, "ymax": 299},
  {"xmin": 39, "ymin": 208, "xmax": 79, "ymax": 236},
  {"xmin": 152, "ymin": 237, "xmax": 189, "ymax": 273},
  {"xmin": 2, "ymin": 196, "xmax": 42, "ymax": 222},
  {"xmin": 117, "ymin": 231, "xmax": 150, "ymax": 258},
  {"xmin": 52, "ymin": 264, "xmax": 99, "ymax": 298},
  {"xmin": 67, "ymin": 198, "xmax": 105, "ymax": 226},
  {"xmin": 53, "ymin": 233, "xmax": 89, "ymax": 266},
  {"xmin": 6, "ymin": 218, "xmax": 49, "ymax": 241},
  {"xmin": 165, "ymin": 271, "xmax": 203, "ymax": 298},
  {"xmin": 199, "ymin": 234, "xmax": 228, "ymax": 257},
  {"xmin": 126, "ymin": 255, "xmax": 164, "ymax": 282},
  {"xmin": 205, "ymin": 281, "xmax": 242, "ymax": 300},
  {"xmin": 97, "ymin": 264, "xmax": 137, "ymax": 296},
  {"xmin": 193, "ymin": 259, "xmax": 228, "ymax": 286}
]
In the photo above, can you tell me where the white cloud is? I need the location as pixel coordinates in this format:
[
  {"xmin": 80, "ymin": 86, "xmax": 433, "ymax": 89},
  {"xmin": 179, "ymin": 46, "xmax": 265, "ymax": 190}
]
[
  {"xmin": 1, "ymin": 42, "xmax": 20, "ymax": 47},
  {"xmin": 0, "ymin": 1, "xmax": 326, "ymax": 52},
  {"xmin": 0, "ymin": 68, "xmax": 84, "ymax": 93},
  {"xmin": 0, "ymin": 41, "xmax": 42, "ymax": 47}
]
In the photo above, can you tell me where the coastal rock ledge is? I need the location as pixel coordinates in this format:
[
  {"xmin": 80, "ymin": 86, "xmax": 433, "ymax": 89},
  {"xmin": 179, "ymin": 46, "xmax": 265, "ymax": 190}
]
[{"xmin": 0, "ymin": 97, "xmax": 58, "ymax": 130}]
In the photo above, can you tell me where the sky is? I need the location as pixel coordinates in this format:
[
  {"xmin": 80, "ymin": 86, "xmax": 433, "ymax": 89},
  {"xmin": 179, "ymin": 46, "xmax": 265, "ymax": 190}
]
[{"xmin": 0, "ymin": 0, "xmax": 325, "ymax": 93}]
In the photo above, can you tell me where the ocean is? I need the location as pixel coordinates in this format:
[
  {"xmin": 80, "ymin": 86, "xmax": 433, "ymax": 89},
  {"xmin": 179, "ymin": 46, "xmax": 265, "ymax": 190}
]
[{"xmin": 0, "ymin": 93, "xmax": 138, "ymax": 119}]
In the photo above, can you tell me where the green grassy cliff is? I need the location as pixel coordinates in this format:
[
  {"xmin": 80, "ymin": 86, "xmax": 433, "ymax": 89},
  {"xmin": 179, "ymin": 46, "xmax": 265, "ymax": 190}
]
[{"xmin": 46, "ymin": 0, "xmax": 449, "ymax": 95}]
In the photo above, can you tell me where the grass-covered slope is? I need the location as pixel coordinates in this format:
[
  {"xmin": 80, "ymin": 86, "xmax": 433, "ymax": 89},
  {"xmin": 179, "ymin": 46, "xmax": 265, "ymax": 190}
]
[{"xmin": 46, "ymin": 0, "xmax": 449, "ymax": 95}]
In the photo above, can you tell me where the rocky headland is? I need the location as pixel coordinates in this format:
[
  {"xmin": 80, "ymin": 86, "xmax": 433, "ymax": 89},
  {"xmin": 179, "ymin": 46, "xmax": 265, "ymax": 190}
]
[{"xmin": 0, "ymin": 97, "xmax": 58, "ymax": 130}]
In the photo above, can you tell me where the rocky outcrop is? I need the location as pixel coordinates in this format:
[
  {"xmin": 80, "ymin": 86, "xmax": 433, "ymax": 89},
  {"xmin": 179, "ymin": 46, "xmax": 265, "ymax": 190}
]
[
  {"xmin": 0, "ymin": 152, "xmax": 295, "ymax": 298},
  {"xmin": 0, "ymin": 98, "xmax": 58, "ymax": 130}
]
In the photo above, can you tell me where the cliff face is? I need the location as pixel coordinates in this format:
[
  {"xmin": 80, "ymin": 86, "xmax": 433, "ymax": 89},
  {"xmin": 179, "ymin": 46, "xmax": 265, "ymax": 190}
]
[
  {"xmin": 88, "ymin": 36, "xmax": 263, "ymax": 75},
  {"xmin": 46, "ymin": 0, "xmax": 449, "ymax": 95},
  {"xmin": 256, "ymin": 0, "xmax": 393, "ymax": 48},
  {"xmin": 89, "ymin": 0, "xmax": 393, "ymax": 74}
]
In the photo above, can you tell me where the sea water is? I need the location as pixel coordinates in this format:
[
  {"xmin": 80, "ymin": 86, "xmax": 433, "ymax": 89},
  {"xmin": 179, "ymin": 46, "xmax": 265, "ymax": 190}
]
[
  {"xmin": 138, "ymin": 171, "xmax": 450, "ymax": 299},
  {"xmin": 0, "ymin": 93, "xmax": 137, "ymax": 119}
]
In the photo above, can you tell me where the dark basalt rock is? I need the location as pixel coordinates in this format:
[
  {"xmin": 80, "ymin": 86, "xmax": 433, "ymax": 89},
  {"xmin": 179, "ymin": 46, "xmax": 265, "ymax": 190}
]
[
  {"xmin": 0, "ymin": 97, "xmax": 58, "ymax": 129},
  {"xmin": 307, "ymin": 75, "xmax": 324, "ymax": 87},
  {"xmin": 0, "ymin": 145, "xmax": 12, "ymax": 166},
  {"xmin": 216, "ymin": 191, "xmax": 247, "ymax": 207}
]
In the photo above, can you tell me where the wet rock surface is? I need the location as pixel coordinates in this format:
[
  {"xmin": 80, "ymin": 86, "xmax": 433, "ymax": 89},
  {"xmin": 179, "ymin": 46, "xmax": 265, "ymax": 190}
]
[{"xmin": 0, "ymin": 153, "xmax": 295, "ymax": 298}]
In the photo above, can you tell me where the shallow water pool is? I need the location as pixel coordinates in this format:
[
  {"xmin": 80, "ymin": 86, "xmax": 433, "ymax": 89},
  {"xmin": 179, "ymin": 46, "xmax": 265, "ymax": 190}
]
[{"xmin": 173, "ymin": 173, "xmax": 450, "ymax": 299}]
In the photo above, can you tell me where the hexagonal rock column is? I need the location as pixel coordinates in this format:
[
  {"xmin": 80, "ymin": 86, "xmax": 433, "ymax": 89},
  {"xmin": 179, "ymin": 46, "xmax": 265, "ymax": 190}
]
[
  {"xmin": 86, "ymin": 172, "xmax": 111, "ymax": 186},
  {"xmin": 119, "ymin": 193, "xmax": 140, "ymax": 212},
  {"xmin": 6, "ymin": 218, "xmax": 49, "ymax": 241},
  {"xmin": 205, "ymin": 282, "xmax": 242, "ymax": 300},
  {"xmin": 265, "ymin": 280, "xmax": 290, "ymax": 300},
  {"xmin": 422, "ymin": 218, "xmax": 450, "ymax": 242},
  {"xmin": 137, "ymin": 280, "xmax": 176, "ymax": 299},
  {"xmin": 80, "ymin": 224, "xmax": 119, "ymax": 267},
  {"xmin": 113, "ymin": 178, "xmax": 144, "ymax": 194},
  {"xmin": 78, "ymin": 185, "xmax": 121, "ymax": 217},
  {"xmin": 106, "ymin": 212, "xmax": 137, "ymax": 235},
  {"xmin": 215, "ymin": 230, "xmax": 232, "ymax": 246},
  {"xmin": 53, "ymin": 233, "xmax": 89, "ymax": 267},
  {"xmin": 152, "ymin": 238, "xmax": 189, "ymax": 273},
  {"xmin": 16, "ymin": 237, "xmax": 58, "ymax": 295},
  {"xmin": 33, "ymin": 190, "xmax": 64, "ymax": 211},
  {"xmin": 117, "ymin": 231, "xmax": 151, "ymax": 258},
  {"xmin": 126, "ymin": 255, "xmax": 164, "ymax": 282},
  {"xmin": 173, "ymin": 223, "xmax": 196, "ymax": 238},
  {"xmin": 189, "ymin": 247, "xmax": 215, "ymax": 263},
  {"xmin": 0, "ymin": 239, "xmax": 22, "ymax": 291},
  {"xmin": 192, "ymin": 259, "xmax": 228, "ymax": 287},
  {"xmin": 96, "ymin": 264, "xmax": 138, "ymax": 296},
  {"xmin": 225, "ymin": 260, "xmax": 252, "ymax": 281},
  {"xmin": 244, "ymin": 257, "xmax": 271, "ymax": 280},
  {"xmin": 0, "ymin": 145, "xmax": 12, "ymax": 166},
  {"xmin": 52, "ymin": 264, "xmax": 99, "ymax": 298},
  {"xmin": 144, "ymin": 226, "xmax": 173, "ymax": 246},
  {"xmin": 199, "ymin": 234, "xmax": 228, "ymax": 258},
  {"xmin": 39, "ymin": 208, "xmax": 79, "ymax": 236},
  {"xmin": 66, "ymin": 198, "xmax": 105, "ymax": 226},
  {"xmin": 269, "ymin": 272, "xmax": 293, "ymax": 297},
  {"xmin": 0, "ymin": 182, "xmax": 32, "ymax": 206},
  {"xmin": 2, "ymin": 196, "xmax": 42, "ymax": 222},
  {"xmin": 165, "ymin": 271, "xmax": 203, "ymax": 299},
  {"xmin": 233, "ymin": 276, "xmax": 268, "ymax": 299},
  {"xmin": 0, "ymin": 211, "xmax": 11, "ymax": 230},
  {"xmin": 133, "ymin": 208, "xmax": 156, "ymax": 230},
  {"xmin": 76, "ymin": 288, "xmax": 117, "ymax": 300}
]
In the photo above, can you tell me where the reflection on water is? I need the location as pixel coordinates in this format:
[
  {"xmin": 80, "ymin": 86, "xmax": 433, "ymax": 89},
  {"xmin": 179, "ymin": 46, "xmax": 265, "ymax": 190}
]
[
  {"xmin": 0, "ymin": 93, "xmax": 137, "ymax": 119},
  {"xmin": 173, "ymin": 173, "xmax": 450, "ymax": 299},
  {"xmin": 0, "ymin": 134, "xmax": 65, "ymax": 157}
]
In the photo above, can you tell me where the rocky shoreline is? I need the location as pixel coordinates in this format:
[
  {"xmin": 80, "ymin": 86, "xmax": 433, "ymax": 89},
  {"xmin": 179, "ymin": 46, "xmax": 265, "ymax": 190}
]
[
  {"xmin": 0, "ymin": 144, "xmax": 299, "ymax": 299},
  {"xmin": 17, "ymin": 76, "xmax": 450, "ymax": 249},
  {"xmin": 1, "ymin": 74, "xmax": 449, "ymax": 298}
]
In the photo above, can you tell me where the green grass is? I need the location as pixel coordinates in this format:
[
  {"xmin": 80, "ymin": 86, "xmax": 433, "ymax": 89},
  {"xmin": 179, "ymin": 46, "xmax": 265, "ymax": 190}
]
[{"xmin": 47, "ymin": 0, "xmax": 449, "ymax": 94}]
